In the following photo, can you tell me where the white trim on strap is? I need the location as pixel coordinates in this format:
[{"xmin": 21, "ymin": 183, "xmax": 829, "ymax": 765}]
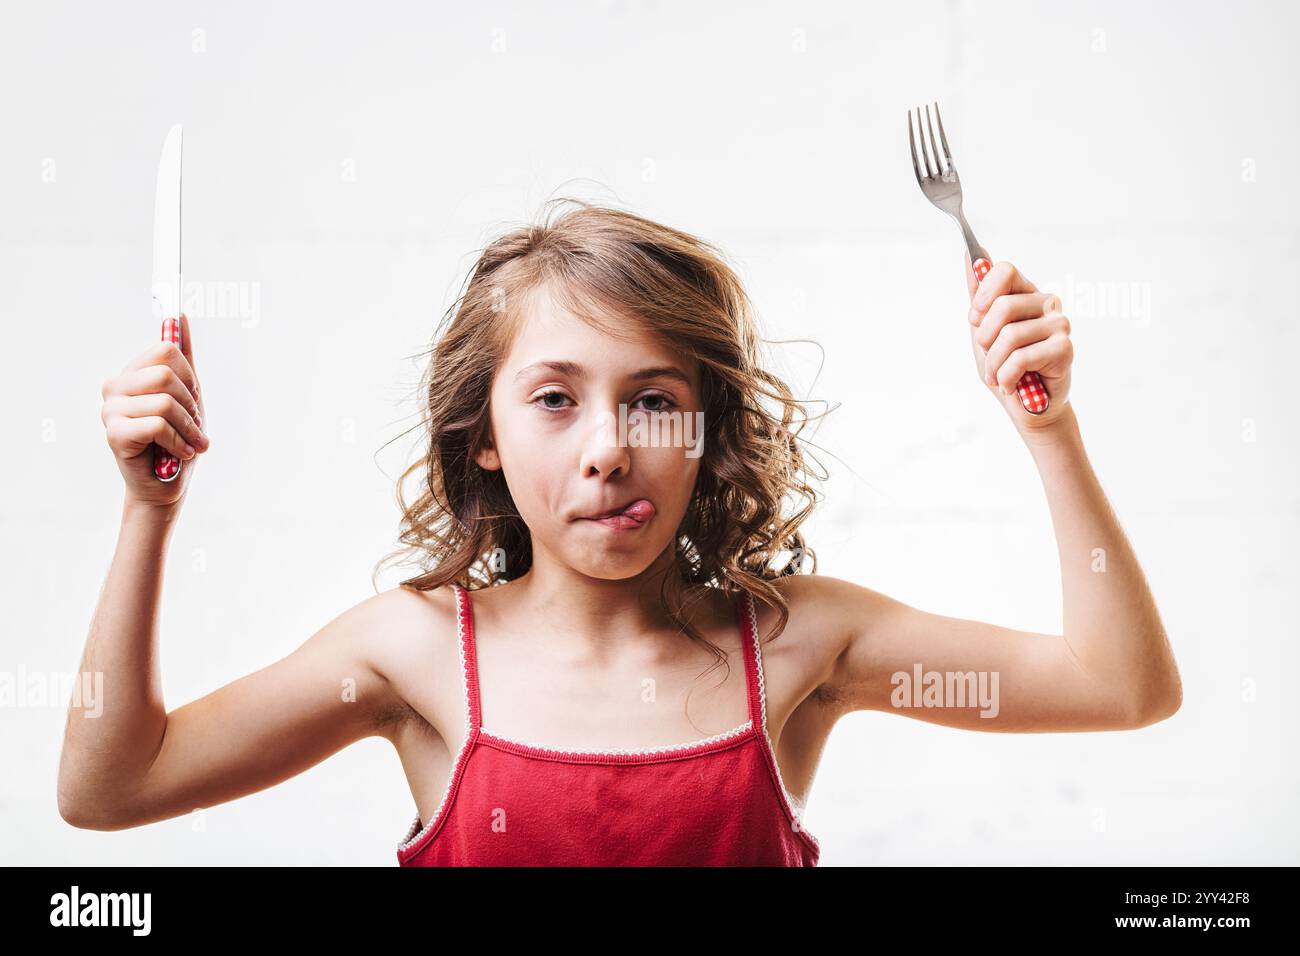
[
  {"xmin": 397, "ymin": 584, "xmax": 475, "ymax": 854},
  {"xmin": 746, "ymin": 591, "xmax": 821, "ymax": 850},
  {"xmin": 479, "ymin": 718, "xmax": 753, "ymax": 758}
]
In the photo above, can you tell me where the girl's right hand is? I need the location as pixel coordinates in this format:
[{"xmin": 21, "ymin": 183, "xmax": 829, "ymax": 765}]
[{"xmin": 101, "ymin": 313, "xmax": 211, "ymax": 510}]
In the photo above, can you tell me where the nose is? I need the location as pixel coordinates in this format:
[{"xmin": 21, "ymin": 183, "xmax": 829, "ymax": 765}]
[{"xmin": 578, "ymin": 409, "xmax": 631, "ymax": 478}]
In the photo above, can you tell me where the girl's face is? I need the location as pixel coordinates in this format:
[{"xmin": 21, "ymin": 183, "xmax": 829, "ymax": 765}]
[{"xmin": 476, "ymin": 285, "xmax": 704, "ymax": 581}]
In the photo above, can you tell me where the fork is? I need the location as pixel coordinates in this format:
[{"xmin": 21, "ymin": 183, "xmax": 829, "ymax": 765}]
[{"xmin": 908, "ymin": 101, "xmax": 1050, "ymax": 415}]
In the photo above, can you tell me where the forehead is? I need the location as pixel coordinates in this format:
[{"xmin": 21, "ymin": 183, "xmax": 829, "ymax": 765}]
[{"xmin": 502, "ymin": 283, "xmax": 697, "ymax": 382}]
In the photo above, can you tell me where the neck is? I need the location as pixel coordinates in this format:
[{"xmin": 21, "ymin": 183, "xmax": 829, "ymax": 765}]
[{"xmin": 504, "ymin": 547, "xmax": 708, "ymax": 665}]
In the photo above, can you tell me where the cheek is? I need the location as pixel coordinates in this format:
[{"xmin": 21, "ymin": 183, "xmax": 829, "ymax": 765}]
[
  {"xmin": 492, "ymin": 418, "xmax": 565, "ymax": 512},
  {"xmin": 642, "ymin": 447, "xmax": 701, "ymax": 503}
]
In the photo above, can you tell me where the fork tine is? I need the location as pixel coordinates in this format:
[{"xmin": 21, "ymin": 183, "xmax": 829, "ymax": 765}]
[
  {"xmin": 908, "ymin": 109, "xmax": 926, "ymax": 185},
  {"xmin": 932, "ymin": 100, "xmax": 954, "ymax": 173},
  {"xmin": 923, "ymin": 104, "xmax": 945, "ymax": 176},
  {"xmin": 913, "ymin": 107, "xmax": 935, "ymax": 178},
  {"xmin": 917, "ymin": 106, "xmax": 938, "ymax": 179}
]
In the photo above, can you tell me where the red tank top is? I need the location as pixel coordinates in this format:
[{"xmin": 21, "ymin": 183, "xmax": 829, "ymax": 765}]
[{"xmin": 396, "ymin": 583, "xmax": 820, "ymax": 866}]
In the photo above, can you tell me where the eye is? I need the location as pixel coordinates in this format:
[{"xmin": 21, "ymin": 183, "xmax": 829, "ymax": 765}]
[
  {"xmin": 631, "ymin": 391, "xmax": 677, "ymax": 412},
  {"xmin": 532, "ymin": 390, "xmax": 678, "ymax": 413},
  {"xmin": 533, "ymin": 389, "xmax": 573, "ymax": 411}
]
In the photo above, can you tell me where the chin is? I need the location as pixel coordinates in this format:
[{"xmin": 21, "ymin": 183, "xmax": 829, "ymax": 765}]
[
  {"xmin": 578, "ymin": 566, "xmax": 653, "ymax": 582},
  {"xmin": 569, "ymin": 551, "xmax": 657, "ymax": 580},
  {"xmin": 563, "ymin": 532, "xmax": 668, "ymax": 579}
]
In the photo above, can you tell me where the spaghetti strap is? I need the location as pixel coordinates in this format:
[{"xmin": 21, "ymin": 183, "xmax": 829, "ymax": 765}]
[
  {"xmin": 736, "ymin": 590, "xmax": 766, "ymax": 733},
  {"xmin": 451, "ymin": 583, "xmax": 483, "ymax": 732}
]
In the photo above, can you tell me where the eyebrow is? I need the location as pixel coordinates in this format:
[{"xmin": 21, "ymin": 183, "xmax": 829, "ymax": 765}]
[{"xmin": 512, "ymin": 360, "xmax": 693, "ymax": 389}]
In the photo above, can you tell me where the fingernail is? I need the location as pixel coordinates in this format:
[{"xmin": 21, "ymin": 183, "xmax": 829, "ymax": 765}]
[{"xmin": 184, "ymin": 444, "xmax": 196, "ymax": 457}]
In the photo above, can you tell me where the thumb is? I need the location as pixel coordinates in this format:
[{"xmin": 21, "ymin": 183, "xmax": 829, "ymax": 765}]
[
  {"xmin": 963, "ymin": 249, "xmax": 978, "ymax": 300},
  {"xmin": 178, "ymin": 312, "xmax": 196, "ymax": 373}
]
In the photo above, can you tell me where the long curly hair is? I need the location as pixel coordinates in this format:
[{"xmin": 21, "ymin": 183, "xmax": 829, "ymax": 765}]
[{"xmin": 374, "ymin": 197, "xmax": 834, "ymax": 678}]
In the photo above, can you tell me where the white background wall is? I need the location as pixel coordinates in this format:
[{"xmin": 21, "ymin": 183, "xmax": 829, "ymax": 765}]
[{"xmin": 2, "ymin": 0, "xmax": 1295, "ymax": 865}]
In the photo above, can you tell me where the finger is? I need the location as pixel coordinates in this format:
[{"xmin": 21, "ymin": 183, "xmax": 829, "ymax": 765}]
[
  {"xmin": 984, "ymin": 315, "xmax": 1065, "ymax": 389},
  {"xmin": 122, "ymin": 336, "xmax": 199, "ymax": 389},
  {"xmin": 109, "ymin": 414, "xmax": 196, "ymax": 462},
  {"xmin": 993, "ymin": 334, "xmax": 1070, "ymax": 396},
  {"xmin": 974, "ymin": 291, "xmax": 1060, "ymax": 351},
  {"xmin": 969, "ymin": 261, "xmax": 1039, "ymax": 323},
  {"xmin": 121, "ymin": 340, "xmax": 200, "ymax": 404},
  {"xmin": 178, "ymin": 313, "xmax": 205, "ymax": 423},
  {"xmin": 963, "ymin": 249, "xmax": 978, "ymax": 300},
  {"xmin": 111, "ymin": 365, "xmax": 203, "ymax": 423},
  {"xmin": 105, "ymin": 392, "xmax": 209, "ymax": 451}
]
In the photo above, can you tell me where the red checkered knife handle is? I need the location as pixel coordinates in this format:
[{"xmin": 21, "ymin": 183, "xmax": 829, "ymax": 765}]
[
  {"xmin": 153, "ymin": 316, "xmax": 183, "ymax": 481},
  {"xmin": 973, "ymin": 257, "xmax": 1050, "ymax": 415}
]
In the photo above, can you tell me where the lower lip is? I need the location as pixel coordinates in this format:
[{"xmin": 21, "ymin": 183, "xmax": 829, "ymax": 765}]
[{"xmin": 584, "ymin": 513, "xmax": 648, "ymax": 531}]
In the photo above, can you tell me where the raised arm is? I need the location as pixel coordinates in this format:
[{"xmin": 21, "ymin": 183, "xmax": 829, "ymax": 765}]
[
  {"xmin": 57, "ymin": 498, "xmax": 415, "ymax": 830},
  {"xmin": 59, "ymin": 314, "xmax": 416, "ymax": 830},
  {"xmin": 808, "ymin": 260, "xmax": 1180, "ymax": 733},
  {"xmin": 810, "ymin": 558, "xmax": 1178, "ymax": 733}
]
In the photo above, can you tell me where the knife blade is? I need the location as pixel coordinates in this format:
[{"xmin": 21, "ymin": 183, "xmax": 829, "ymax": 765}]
[{"xmin": 151, "ymin": 124, "xmax": 184, "ymax": 481}]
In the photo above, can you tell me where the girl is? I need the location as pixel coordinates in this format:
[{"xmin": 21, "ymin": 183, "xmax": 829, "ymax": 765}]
[{"xmin": 59, "ymin": 198, "xmax": 1180, "ymax": 866}]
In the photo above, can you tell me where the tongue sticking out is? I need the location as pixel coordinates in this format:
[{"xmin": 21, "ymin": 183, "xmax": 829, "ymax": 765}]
[{"xmin": 619, "ymin": 499, "xmax": 655, "ymax": 523}]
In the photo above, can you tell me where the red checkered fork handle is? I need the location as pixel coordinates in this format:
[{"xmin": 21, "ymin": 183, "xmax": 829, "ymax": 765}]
[{"xmin": 972, "ymin": 256, "xmax": 1050, "ymax": 415}]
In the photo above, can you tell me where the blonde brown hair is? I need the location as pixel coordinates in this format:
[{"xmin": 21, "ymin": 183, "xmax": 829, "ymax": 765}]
[{"xmin": 374, "ymin": 197, "xmax": 833, "ymax": 679}]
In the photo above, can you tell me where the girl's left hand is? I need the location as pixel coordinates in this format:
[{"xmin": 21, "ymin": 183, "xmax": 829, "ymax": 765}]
[{"xmin": 963, "ymin": 254, "xmax": 1073, "ymax": 435}]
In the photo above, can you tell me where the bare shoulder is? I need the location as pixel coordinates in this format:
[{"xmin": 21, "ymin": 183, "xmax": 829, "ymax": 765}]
[
  {"xmin": 740, "ymin": 574, "xmax": 861, "ymax": 721},
  {"xmin": 349, "ymin": 583, "xmax": 464, "ymax": 743},
  {"xmin": 754, "ymin": 572, "xmax": 870, "ymax": 657},
  {"xmin": 753, "ymin": 573, "xmax": 888, "ymax": 717}
]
